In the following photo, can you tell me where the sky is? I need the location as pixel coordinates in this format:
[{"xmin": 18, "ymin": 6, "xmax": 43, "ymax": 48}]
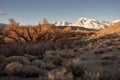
[{"xmin": 0, "ymin": 0, "xmax": 120, "ymax": 25}]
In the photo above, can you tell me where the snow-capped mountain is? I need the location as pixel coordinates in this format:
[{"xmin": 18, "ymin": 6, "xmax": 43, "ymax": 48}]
[
  {"xmin": 112, "ymin": 20, "xmax": 120, "ymax": 23},
  {"xmin": 55, "ymin": 18, "xmax": 112, "ymax": 30}
]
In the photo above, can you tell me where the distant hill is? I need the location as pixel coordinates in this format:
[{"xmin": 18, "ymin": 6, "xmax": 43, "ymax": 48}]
[{"xmin": 0, "ymin": 23, "xmax": 7, "ymax": 30}]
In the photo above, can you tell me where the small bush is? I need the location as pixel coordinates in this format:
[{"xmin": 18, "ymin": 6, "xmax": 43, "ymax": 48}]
[
  {"xmin": 83, "ymin": 71, "xmax": 100, "ymax": 80},
  {"xmin": 2, "ymin": 56, "xmax": 31, "ymax": 69},
  {"xmin": 48, "ymin": 67, "xmax": 73, "ymax": 80},
  {"xmin": 4, "ymin": 62, "xmax": 47, "ymax": 77},
  {"xmin": 62, "ymin": 58, "xmax": 86, "ymax": 77}
]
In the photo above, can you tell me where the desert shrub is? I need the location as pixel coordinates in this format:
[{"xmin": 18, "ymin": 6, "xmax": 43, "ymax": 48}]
[
  {"xmin": 31, "ymin": 60, "xmax": 55, "ymax": 70},
  {"xmin": 62, "ymin": 58, "xmax": 86, "ymax": 77},
  {"xmin": 83, "ymin": 71, "xmax": 100, "ymax": 80},
  {"xmin": 23, "ymin": 54, "xmax": 39, "ymax": 61},
  {"xmin": 48, "ymin": 67, "xmax": 73, "ymax": 80},
  {"xmin": 43, "ymin": 53, "xmax": 62, "ymax": 65},
  {"xmin": 1, "ymin": 56, "xmax": 30, "ymax": 69},
  {"xmin": 0, "ymin": 40, "xmax": 70, "ymax": 56},
  {"xmin": 31, "ymin": 60, "xmax": 45, "ymax": 68},
  {"xmin": 58, "ymin": 49, "xmax": 76, "ymax": 58},
  {"xmin": 88, "ymin": 43, "xmax": 94, "ymax": 49},
  {"xmin": 4, "ymin": 62, "xmax": 24, "ymax": 76},
  {"xmin": 25, "ymin": 42, "xmax": 46, "ymax": 56},
  {"xmin": 0, "ymin": 43, "xmax": 26, "ymax": 56},
  {"xmin": 40, "ymin": 62, "xmax": 55, "ymax": 70},
  {"xmin": 4, "ymin": 62, "xmax": 47, "ymax": 77}
]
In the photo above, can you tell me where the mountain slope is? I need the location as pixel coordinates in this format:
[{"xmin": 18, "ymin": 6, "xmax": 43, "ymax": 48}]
[
  {"xmin": 55, "ymin": 18, "xmax": 111, "ymax": 30},
  {"xmin": 96, "ymin": 22, "xmax": 120, "ymax": 36}
]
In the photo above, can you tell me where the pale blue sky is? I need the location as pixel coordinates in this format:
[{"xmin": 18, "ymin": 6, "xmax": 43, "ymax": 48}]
[{"xmin": 0, "ymin": 0, "xmax": 120, "ymax": 25}]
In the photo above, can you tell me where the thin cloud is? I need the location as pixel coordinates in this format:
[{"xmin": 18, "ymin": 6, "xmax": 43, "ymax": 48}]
[{"xmin": 0, "ymin": 11, "xmax": 6, "ymax": 15}]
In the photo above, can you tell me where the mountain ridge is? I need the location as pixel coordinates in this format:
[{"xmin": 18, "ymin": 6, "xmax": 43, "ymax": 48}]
[{"xmin": 55, "ymin": 18, "xmax": 112, "ymax": 30}]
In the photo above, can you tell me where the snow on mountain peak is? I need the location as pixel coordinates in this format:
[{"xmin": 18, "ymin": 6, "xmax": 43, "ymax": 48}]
[{"xmin": 55, "ymin": 18, "xmax": 112, "ymax": 30}]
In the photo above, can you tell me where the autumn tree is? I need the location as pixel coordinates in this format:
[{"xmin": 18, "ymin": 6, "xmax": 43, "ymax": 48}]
[
  {"xmin": 42, "ymin": 18, "xmax": 48, "ymax": 24},
  {"xmin": 8, "ymin": 18, "xmax": 19, "ymax": 26}
]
